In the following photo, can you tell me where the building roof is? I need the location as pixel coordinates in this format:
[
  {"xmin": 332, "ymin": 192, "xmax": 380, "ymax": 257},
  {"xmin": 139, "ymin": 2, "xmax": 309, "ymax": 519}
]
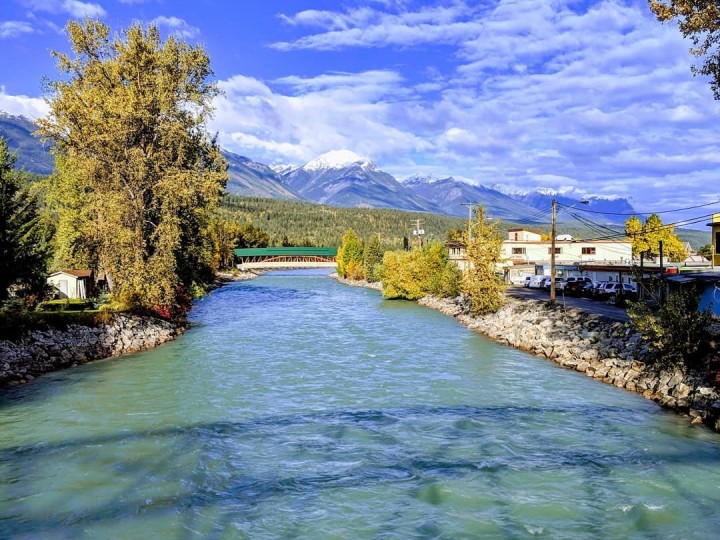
[{"xmin": 50, "ymin": 269, "xmax": 93, "ymax": 278}]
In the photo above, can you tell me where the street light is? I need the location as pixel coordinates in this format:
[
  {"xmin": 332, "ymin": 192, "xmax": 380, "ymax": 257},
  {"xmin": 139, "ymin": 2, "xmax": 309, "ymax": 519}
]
[{"xmin": 550, "ymin": 198, "xmax": 589, "ymax": 303}]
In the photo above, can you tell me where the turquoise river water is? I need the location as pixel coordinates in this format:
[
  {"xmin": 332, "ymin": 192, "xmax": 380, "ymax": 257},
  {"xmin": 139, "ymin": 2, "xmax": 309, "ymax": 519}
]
[{"xmin": 1, "ymin": 270, "xmax": 720, "ymax": 539}]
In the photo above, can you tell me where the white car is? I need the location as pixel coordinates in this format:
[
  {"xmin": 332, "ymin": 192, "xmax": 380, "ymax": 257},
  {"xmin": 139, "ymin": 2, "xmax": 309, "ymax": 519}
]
[{"xmin": 528, "ymin": 275, "xmax": 546, "ymax": 288}]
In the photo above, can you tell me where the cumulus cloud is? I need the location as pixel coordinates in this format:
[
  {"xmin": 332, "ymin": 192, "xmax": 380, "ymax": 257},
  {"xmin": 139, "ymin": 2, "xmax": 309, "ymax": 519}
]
[
  {"xmin": 251, "ymin": 0, "xmax": 720, "ymax": 212},
  {"xmin": 0, "ymin": 21, "xmax": 35, "ymax": 38},
  {"xmin": 150, "ymin": 16, "xmax": 201, "ymax": 39},
  {"xmin": 20, "ymin": 0, "xmax": 107, "ymax": 18},
  {"xmin": 272, "ymin": 2, "xmax": 482, "ymax": 50},
  {"xmin": 0, "ymin": 87, "xmax": 49, "ymax": 118},
  {"xmin": 211, "ymin": 70, "xmax": 430, "ymax": 163}
]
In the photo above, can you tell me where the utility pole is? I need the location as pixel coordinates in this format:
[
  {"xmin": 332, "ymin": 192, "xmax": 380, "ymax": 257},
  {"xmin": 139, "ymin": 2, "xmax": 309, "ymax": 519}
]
[
  {"xmin": 412, "ymin": 219, "xmax": 425, "ymax": 248},
  {"xmin": 550, "ymin": 199, "xmax": 557, "ymax": 304},
  {"xmin": 461, "ymin": 203, "xmax": 476, "ymax": 244},
  {"xmin": 659, "ymin": 240, "xmax": 665, "ymax": 306}
]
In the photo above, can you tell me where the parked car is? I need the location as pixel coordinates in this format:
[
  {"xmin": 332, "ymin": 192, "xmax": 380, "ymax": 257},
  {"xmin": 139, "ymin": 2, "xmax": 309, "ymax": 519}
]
[
  {"xmin": 603, "ymin": 282, "xmax": 638, "ymax": 303},
  {"xmin": 564, "ymin": 277, "xmax": 593, "ymax": 296},
  {"xmin": 523, "ymin": 276, "xmax": 532, "ymax": 288},
  {"xmin": 540, "ymin": 276, "xmax": 552, "ymax": 289},
  {"xmin": 551, "ymin": 277, "xmax": 568, "ymax": 290},
  {"xmin": 591, "ymin": 281, "xmax": 610, "ymax": 298},
  {"xmin": 578, "ymin": 281, "xmax": 597, "ymax": 297},
  {"xmin": 509, "ymin": 274, "xmax": 530, "ymax": 286},
  {"xmin": 528, "ymin": 275, "xmax": 546, "ymax": 288}
]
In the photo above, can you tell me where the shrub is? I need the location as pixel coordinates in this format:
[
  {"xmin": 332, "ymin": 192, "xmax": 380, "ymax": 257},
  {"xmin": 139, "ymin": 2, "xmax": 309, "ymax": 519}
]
[
  {"xmin": 381, "ymin": 242, "xmax": 460, "ymax": 300},
  {"xmin": 628, "ymin": 285, "xmax": 714, "ymax": 372}
]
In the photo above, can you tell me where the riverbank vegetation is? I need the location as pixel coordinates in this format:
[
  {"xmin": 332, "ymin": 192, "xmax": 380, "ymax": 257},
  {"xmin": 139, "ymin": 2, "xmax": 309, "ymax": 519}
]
[
  {"xmin": 37, "ymin": 19, "xmax": 228, "ymax": 318},
  {"xmin": 628, "ymin": 286, "xmax": 717, "ymax": 373},
  {"xmin": 461, "ymin": 206, "xmax": 506, "ymax": 315},
  {"xmin": 0, "ymin": 138, "xmax": 51, "ymax": 306},
  {"xmin": 381, "ymin": 243, "xmax": 461, "ymax": 300}
]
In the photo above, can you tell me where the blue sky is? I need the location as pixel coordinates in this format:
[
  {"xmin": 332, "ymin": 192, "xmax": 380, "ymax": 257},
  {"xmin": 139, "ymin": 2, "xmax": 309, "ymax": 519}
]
[{"xmin": 1, "ymin": 0, "xmax": 719, "ymax": 223}]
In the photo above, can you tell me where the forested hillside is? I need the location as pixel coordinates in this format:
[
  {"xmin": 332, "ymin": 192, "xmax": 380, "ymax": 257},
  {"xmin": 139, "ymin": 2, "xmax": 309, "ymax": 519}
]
[
  {"xmin": 220, "ymin": 195, "xmax": 466, "ymax": 248},
  {"xmin": 220, "ymin": 195, "xmax": 711, "ymax": 249}
]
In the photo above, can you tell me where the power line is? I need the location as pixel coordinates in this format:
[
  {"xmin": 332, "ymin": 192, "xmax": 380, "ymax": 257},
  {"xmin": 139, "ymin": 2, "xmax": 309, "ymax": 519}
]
[
  {"xmin": 557, "ymin": 198, "xmax": 720, "ymax": 217},
  {"xmin": 578, "ymin": 212, "xmax": 715, "ymax": 243}
]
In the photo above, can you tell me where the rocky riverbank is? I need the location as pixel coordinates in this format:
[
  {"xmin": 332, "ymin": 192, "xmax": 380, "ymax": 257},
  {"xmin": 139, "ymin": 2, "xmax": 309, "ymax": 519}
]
[
  {"xmin": 332, "ymin": 274, "xmax": 383, "ymax": 291},
  {"xmin": 0, "ymin": 314, "xmax": 184, "ymax": 388},
  {"xmin": 0, "ymin": 272, "xmax": 261, "ymax": 390},
  {"xmin": 420, "ymin": 295, "xmax": 720, "ymax": 432},
  {"xmin": 334, "ymin": 275, "xmax": 720, "ymax": 432}
]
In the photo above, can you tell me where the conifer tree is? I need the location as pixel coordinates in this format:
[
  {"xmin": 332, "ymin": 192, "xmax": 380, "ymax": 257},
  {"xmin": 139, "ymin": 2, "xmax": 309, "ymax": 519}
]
[
  {"xmin": 38, "ymin": 20, "xmax": 227, "ymax": 314},
  {"xmin": 0, "ymin": 137, "xmax": 51, "ymax": 302},
  {"xmin": 362, "ymin": 234, "xmax": 384, "ymax": 282}
]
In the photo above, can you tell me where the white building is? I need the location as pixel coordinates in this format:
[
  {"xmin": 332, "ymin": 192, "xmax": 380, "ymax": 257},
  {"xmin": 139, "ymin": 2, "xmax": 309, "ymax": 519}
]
[
  {"xmin": 502, "ymin": 229, "xmax": 632, "ymax": 266},
  {"xmin": 47, "ymin": 270, "xmax": 93, "ymax": 299},
  {"xmin": 447, "ymin": 228, "xmax": 633, "ymax": 280}
]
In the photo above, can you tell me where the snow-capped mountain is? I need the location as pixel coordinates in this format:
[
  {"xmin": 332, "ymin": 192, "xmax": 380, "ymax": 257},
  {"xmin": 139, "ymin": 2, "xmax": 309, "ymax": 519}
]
[
  {"xmin": 269, "ymin": 163, "xmax": 296, "ymax": 176},
  {"xmin": 502, "ymin": 189, "xmax": 636, "ymax": 225},
  {"xmin": 0, "ymin": 113, "xmax": 53, "ymax": 175},
  {"xmin": 301, "ymin": 149, "xmax": 375, "ymax": 172},
  {"xmin": 280, "ymin": 150, "xmax": 441, "ymax": 213},
  {"xmin": 224, "ymin": 151, "xmax": 300, "ymax": 200},
  {"xmin": 405, "ymin": 175, "xmax": 637, "ymax": 225},
  {"xmin": 402, "ymin": 175, "xmax": 542, "ymax": 221}
]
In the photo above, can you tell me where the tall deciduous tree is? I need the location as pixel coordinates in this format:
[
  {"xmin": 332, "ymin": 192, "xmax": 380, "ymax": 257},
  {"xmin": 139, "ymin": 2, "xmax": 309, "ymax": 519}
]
[
  {"xmin": 38, "ymin": 20, "xmax": 227, "ymax": 314},
  {"xmin": 650, "ymin": 1, "xmax": 720, "ymax": 99},
  {"xmin": 624, "ymin": 213, "xmax": 686, "ymax": 261},
  {"xmin": 461, "ymin": 206, "xmax": 505, "ymax": 315},
  {"xmin": 0, "ymin": 137, "xmax": 51, "ymax": 302},
  {"xmin": 336, "ymin": 229, "xmax": 364, "ymax": 279}
]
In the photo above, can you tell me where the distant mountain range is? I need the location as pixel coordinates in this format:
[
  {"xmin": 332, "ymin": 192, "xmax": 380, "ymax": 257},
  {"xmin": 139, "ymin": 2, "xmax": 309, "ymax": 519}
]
[
  {"xmin": 0, "ymin": 112, "xmax": 54, "ymax": 175},
  {"xmin": 0, "ymin": 111, "xmax": 636, "ymax": 224}
]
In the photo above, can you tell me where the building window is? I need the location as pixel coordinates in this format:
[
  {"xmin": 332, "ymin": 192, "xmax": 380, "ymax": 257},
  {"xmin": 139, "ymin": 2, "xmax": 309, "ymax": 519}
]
[
  {"xmin": 581, "ymin": 247, "xmax": 596, "ymax": 255},
  {"xmin": 548, "ymin": 247, "xmax": 562, "ymax": 254},
  {"xmin": 512, "ymin": 247, "xmax": 526, "ymax": 255},
  {"xmin": 716, "ymin": 232, "xmax": 720, "ymax": 254}
]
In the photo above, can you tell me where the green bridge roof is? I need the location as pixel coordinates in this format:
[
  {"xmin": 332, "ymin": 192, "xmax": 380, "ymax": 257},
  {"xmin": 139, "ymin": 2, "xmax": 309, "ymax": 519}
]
[{"xmin": 234, "ymin": 247, "xmax": 338, "ymax": 257}]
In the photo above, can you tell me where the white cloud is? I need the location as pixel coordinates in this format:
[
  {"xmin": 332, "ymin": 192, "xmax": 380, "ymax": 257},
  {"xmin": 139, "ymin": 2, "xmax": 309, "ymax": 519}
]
[
  {"xmin": 150, "ymin": 16, "xmax": 200, "ymax": 39},
  {"xmin": 0, "ymin": 87, "xmax": 49, "ymax": 118},
  {"xmin": 211, "ymin": 70, "xmax": 430, "ymax": 163},
  {"xmin": 236, "ymin": 0, "xmax": 720, "ymax": 212},
  {"xmin": 272, "ymin": 2, "xmax": 482, "ymax": 51},
  {"xmin": 0, "ymin": 21, "xmax": 35, "ymax": 38},
  {"xmin": 20, "ymin": 0, "xmax": 107, "ymax": 18}
]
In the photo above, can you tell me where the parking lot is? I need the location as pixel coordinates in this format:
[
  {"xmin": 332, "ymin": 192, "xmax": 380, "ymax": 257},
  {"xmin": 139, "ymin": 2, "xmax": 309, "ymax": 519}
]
[{"xmin": 507, "ymin": 285, "xmax": 630, "ymax": 322}]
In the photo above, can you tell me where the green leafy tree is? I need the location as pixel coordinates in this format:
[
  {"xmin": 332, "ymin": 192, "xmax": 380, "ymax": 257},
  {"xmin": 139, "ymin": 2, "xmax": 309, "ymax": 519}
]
[
  {"xmin": 462, "ymin": 206, "xmax": 506, "ymax": 315},
  {"xmin": 650, "ymin": 1, "xmax": 720, "ymax": 99},
  {"xmin": 624, "ymin": 213, "xmax": 687, "ymax": 261},
  {"xmin": 208, "ymin": 217, "xmax": 243, "ymax": 271},
  {"xmin": 628, "ymin": 285, "xmax": 714, "ymax": 371},
  {"xmin": 236, "ymin": 222, "xmax": 270, "ymax": 248},
  {"xmin": 0, "ymin": 137, "xmax": 51, "ymax": 302},
  {"xmin": 698, "ymin": 244, "xmax": 713, "ymax": 259},
  {"xmin": 362, "ymin": 234, "xmax": 384, "ymax": 283},
  {"xmin": 38, "ymin": 20, "xmax": 227, "ymax": 315},
  {"xmin": 336, "ymin": 229, "xmax": 364, "ymax": 279},
  {"xmin": 381, "ymin": 242, "xmax": 460, "ymax": 300}
]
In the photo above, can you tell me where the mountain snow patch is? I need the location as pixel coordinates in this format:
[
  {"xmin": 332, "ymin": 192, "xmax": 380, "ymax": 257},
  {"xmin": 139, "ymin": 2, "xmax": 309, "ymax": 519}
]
[{"xmin": 303, "ymin": 149, "xmax": 374, "ymax": 171}]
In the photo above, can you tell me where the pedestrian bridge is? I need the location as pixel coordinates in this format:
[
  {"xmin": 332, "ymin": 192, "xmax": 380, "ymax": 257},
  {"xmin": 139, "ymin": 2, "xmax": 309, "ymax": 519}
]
[{"xmin": 234, "ymin": 247, "xmax": 338, "ymax": 271}]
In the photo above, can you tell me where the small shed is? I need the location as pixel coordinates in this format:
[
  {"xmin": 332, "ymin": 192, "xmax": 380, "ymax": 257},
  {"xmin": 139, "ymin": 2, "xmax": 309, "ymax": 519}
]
[{"xmin": 47, "ymin": 270, "xmax": 93, "ymax": 299}]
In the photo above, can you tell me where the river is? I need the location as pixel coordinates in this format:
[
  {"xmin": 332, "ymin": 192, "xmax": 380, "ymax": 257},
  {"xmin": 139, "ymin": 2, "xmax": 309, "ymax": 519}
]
[{"xmin": 1, "ymin": 270, "xmax": 719, "ymax": 539}]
